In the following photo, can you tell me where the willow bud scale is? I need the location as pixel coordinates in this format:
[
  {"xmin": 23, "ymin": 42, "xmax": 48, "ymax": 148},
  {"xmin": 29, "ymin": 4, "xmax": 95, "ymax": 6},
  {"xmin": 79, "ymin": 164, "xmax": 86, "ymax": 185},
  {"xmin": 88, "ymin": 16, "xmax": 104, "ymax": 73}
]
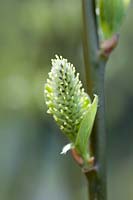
[{"xmin": 44, "ymin": 55, "xmax": 91, "ymax": 143}]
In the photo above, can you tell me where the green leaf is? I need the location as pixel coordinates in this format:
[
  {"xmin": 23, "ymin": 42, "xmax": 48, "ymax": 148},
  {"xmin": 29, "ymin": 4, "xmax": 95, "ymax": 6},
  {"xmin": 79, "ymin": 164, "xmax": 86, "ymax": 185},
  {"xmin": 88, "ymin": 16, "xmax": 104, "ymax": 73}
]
[{"xmin": 75, "ymin": 95, "xmax": 98, "ymax": 161}]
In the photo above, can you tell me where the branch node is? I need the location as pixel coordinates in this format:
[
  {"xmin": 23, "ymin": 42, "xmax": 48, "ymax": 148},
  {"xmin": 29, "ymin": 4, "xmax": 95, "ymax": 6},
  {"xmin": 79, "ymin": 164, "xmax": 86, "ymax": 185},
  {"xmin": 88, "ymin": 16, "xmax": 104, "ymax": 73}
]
[{"xmin": 99, "ymin": 34, "xmax": 119, "ymax": 59}]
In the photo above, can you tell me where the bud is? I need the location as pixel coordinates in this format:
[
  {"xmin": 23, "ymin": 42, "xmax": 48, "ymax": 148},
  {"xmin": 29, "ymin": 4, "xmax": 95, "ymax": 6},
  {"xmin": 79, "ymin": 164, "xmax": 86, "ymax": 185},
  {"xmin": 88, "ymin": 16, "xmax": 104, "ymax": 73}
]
[{"xmin": 96, "ymin": 0, "xmax": 130, "ymax": 39}]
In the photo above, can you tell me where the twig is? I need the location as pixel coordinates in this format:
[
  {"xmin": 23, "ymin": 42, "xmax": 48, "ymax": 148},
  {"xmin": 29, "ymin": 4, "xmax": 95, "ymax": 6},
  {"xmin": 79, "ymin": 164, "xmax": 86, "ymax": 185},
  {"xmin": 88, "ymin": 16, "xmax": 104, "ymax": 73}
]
[{"xmin": 82, "ymin": 0, "xmax": 107, "ymax": 199}]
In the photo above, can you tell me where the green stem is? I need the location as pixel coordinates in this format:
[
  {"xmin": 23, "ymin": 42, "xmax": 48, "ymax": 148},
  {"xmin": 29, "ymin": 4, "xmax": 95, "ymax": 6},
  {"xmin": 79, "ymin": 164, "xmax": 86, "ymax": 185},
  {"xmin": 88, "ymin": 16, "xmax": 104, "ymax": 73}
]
[{"xmin": 82, "ymin": 0, "xmax": 107, "ymax": 200}]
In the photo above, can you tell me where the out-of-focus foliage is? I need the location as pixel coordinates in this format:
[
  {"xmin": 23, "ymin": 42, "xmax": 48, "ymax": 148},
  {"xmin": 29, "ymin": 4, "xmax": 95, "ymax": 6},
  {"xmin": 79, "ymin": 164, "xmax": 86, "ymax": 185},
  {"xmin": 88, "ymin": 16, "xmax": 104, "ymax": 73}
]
[
  {"xmin": 0, "ymin": 0, "xmax": 132, "ymax": 200},
  {"xmin": 0, "ymin": 0, "xmax": 81, "ymax": 114}
]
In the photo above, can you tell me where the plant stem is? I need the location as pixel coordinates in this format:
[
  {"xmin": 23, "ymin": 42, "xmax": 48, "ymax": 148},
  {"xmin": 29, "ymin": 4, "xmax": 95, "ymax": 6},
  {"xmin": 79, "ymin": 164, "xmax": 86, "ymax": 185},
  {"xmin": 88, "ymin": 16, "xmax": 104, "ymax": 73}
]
[{"xmin": 82, "ymin": 0, "xmax": 107, "ymax": 200}]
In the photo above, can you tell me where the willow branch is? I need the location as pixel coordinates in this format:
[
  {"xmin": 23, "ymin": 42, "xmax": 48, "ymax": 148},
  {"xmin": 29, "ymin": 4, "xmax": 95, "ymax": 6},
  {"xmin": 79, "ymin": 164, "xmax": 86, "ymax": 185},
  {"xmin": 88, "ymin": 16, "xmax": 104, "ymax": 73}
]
[{"xmin": 82, "ymin": 0, "xmax": 107, "ymax": 200}]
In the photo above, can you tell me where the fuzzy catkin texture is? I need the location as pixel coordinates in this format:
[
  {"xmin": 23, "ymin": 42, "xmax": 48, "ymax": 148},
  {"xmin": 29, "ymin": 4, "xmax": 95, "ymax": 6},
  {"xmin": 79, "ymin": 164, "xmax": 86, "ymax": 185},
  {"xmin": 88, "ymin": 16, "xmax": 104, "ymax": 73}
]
[{"xmin": 44, "ymin": 55, "xmax": 91, "ymax": 143}]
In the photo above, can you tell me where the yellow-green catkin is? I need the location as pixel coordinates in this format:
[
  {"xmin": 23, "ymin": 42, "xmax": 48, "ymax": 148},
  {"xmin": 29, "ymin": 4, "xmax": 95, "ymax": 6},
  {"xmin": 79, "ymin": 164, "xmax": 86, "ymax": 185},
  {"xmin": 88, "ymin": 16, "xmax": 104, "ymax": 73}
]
[{"xmin": 44, "ymin": 55, "xmax": 91, "ymax": 143}]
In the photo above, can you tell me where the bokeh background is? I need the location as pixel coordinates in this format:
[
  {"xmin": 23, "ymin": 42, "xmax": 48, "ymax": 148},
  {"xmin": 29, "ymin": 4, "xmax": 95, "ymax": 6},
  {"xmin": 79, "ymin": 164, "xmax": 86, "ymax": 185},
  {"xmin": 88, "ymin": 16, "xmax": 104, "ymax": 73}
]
[{"xmin": 0, "ymin": 0, "xmax": 132, "ymax": 200}]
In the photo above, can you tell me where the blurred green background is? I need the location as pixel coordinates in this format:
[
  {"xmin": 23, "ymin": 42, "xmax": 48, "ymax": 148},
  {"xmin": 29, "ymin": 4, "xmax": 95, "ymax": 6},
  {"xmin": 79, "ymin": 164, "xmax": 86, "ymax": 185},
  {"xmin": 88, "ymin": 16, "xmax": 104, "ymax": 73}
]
[{"xmin": 0, "ymin": 0, "xmax": 132, "ymax": 200}]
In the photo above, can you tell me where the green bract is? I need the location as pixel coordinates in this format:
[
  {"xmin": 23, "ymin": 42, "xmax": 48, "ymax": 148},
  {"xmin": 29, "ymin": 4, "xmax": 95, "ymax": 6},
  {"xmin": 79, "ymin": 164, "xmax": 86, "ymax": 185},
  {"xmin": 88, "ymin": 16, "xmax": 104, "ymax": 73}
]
[
  {"xmin": 96, "ymin": 0, "xmax": 130, "ymax": 39},
  {"xmin": 44, "ymin": 55, "xmax": 98, "ymax": 160},
  {"xmin": 75, "ymin": 95, "xmax": 98, "ymax": 161}
]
